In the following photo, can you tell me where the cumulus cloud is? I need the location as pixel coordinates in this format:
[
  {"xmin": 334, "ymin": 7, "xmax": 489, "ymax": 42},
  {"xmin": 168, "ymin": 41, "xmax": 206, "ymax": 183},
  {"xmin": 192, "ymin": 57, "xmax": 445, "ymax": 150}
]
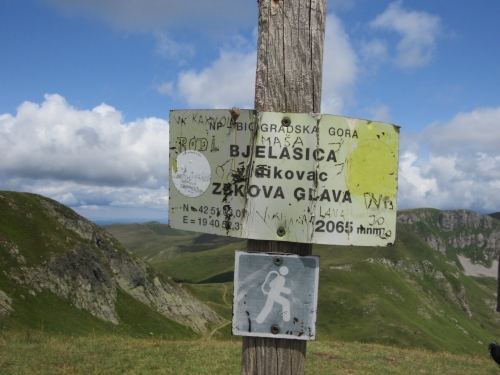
[
  {"xmin": 154, "ymin": 33, "xmax": 195, "ymax": 61},
  {"xmin": 40, "ymin": 0, "xmax": 256, "ymax": 33},
  {"xmin": 369, "ymin": 1, "xmax": 443, "ymax": 69},
  {"xmin": 155, "ymin": 82, "xmax": 174, "ymax": 96},
  {"xmin": 176, "ymin": 48, "xmax": 256, "ymax": 109},
  {"xmin": 169, "ymin": 14, "xmax": 358, "ymax": 114},
  {"xmin": 365, "ymin": 105, "xmax": 391, "ymax": 123},
  {"xmin": 423, "ymin": 108, "xmax": 500, "ymax": 155},
  {"xmin": 360, "ymin": 38, "xmax": 389, "ymax": 65},
  {"xmin": 0, "ymin": 94, "xmax": 169, "ymax": 218},
  {"xmin": 399, "ymin": 107, "xmax": 500, "ymax": 213},
  {"xmin": 0, "ymin": 94, "xmax": 169, "ymax": 187},
  {"xmin": 321, "ymin": 14, "xmax": 358, "ymax": 114}
]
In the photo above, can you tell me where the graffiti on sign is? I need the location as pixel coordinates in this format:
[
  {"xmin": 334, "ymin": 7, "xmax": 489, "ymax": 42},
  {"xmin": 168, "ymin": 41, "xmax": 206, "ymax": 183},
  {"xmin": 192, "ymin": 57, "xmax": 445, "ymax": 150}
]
[
  {"xmin": 169, "ymin": 109, "xmax": 400, "ymax": 246},
  {"xmin": 232, "ymin": 251, "xmax": 319, "ymax": 340}
]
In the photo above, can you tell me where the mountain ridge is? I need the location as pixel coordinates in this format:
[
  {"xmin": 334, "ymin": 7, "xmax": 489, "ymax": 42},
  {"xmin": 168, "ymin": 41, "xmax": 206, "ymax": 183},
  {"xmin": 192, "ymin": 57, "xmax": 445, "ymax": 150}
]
[
  {"xmin": 396, "ymin": 208, "xmax": 500, "ymax": 271},
  {"xmin": 0, "ymin": 191, "xmax": 223, "ymax": 336},
  {"xmin": 3, "ymin": 194, "xmax": 500, "ymax": 355},
  {"xmin": 106, "ymin": 211, "xmax": 500, "ymax": 354}
]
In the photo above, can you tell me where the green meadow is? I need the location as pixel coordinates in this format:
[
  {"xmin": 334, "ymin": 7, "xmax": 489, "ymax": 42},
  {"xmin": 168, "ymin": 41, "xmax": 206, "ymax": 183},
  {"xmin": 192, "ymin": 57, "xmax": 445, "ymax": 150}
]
[
  {"xmin": 2, "ymin": 193, "xmax": 500, "ymax": 373},
  {"xmin": 0, "ymin": 331, "xmax": 496, "ymax": 374}
]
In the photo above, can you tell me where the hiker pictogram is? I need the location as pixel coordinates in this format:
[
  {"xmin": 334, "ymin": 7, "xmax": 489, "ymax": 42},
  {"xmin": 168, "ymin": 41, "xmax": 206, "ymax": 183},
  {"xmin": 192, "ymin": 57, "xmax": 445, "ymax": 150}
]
[
  {"xmin": 256, "ymin": 266, "xmax": 291, "ymax": 323},
  {"xmin": 232, "ymin": 252, "xmax": 319, "ymax": 340}
]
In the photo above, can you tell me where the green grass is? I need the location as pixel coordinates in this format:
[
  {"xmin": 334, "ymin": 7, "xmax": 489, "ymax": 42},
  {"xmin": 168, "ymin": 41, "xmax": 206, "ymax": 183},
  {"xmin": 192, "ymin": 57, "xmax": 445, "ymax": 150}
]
[
  {"xmin": 181, "ymin": 282, "xmax": 235, "ymax": 340},
  {"xmin": 152, "ymin": 242, "xmax": 243, "ymax": 283},
  {"xmin": 0, "ymin": 192, "xmax": 81, "ymax": 266},
  {"xmin": 124, "ymin": 223, "xmax": 500, "ymax": 355},
  {"xmin": 0, "ymin": 280, "xmax": 198, "ymax": 340},
  {"xmin": 3, "ymin": 195, "xmax": 500, "ymax": 365},
  {"xmin": 0, "ymin": 332, "xmax": 496, "ymax": 374},
  {"xmin": 103, "ymin": 222, "xmax": 245, "ymax": 262}
]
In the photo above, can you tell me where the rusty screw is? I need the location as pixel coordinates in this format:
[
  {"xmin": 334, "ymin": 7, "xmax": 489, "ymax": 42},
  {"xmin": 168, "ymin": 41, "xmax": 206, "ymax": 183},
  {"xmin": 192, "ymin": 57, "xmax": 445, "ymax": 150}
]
[
  {"xmin": 273, "ymin": 256, "xmax": 283, "ymax": 266},
  {"xmin": 281, "ymin": 117, "xmax": 291, "ymax": 127},
  {"xmin": 277, "ymin": 227, "xmax": 286, "ymax": 237},
  {"xmin": 271, "ymin": 325, "xmax": 280, "ymax": 335}
]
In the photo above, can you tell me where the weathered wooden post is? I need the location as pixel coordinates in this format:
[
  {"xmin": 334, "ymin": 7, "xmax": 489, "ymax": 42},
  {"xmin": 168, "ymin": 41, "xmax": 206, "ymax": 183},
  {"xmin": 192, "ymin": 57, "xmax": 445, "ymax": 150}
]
[
  {"xmin": 242, "ymin": 0, "xmax": 327, "ymax": 373},
  {"xmin": 168, "ymin": 2, "xmax": 400, "ymax": 374}
]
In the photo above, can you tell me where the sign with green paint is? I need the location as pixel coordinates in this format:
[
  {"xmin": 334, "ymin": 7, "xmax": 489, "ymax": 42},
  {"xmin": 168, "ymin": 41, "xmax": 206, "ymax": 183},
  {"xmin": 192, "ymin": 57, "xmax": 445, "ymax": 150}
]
[{"xmin": 169, "ymin": 109, "xmax": 400, "ymax": 246}]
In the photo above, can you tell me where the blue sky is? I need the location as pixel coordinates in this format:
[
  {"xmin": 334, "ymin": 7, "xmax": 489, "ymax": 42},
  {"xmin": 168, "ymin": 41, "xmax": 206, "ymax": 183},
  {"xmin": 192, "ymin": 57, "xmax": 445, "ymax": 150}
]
[{"xmin": 1, "ymin": 0, "xmax": 500, "ymax": 222}]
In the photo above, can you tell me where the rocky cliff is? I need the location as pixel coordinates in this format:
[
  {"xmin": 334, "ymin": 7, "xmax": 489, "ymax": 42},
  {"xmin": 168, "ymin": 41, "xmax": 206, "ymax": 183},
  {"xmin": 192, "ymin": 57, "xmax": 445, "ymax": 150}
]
[
  {"xmin": 0, "ymin": 191, "xmax": 223, "ymax": 334},
  {"xmin": 397, "ymin": 209, "xmax": 500, "ymax": 270}
]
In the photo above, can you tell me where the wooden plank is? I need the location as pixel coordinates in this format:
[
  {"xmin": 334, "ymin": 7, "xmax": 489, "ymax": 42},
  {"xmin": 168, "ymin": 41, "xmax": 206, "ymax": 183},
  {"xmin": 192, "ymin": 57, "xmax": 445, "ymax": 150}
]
[
  {"xmin": 243, "ymin": 0, "xmax": 327, "ymax": 373},
  {"xmin": 242, "ymin": 0, "xmax": 326, "ymax": 375}
]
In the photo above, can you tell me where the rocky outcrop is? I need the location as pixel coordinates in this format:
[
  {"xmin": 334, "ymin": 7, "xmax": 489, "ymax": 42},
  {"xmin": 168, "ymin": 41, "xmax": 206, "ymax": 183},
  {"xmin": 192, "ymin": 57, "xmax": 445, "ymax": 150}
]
[
  {"xmin": 438, "ymin": 210, "xmax": 483, "ymax": 232},
  {"xmin": 398, "ymin": 209, "xmax": 500, "ymax": 270},
  {"xmin": 0, "ymin": 290, "xmax": 14, "ymax": 316},
  {"xmin": 484, "ymin": 215, "xmax": 495, "ymax": 229},
  {"xmin": 397, "ymin": 212, "xmax": 421, "ymax": 225},
  {"xmin": 446, "ymin": 228, "xmax": 500, "ymax": 266},
  {"xmin": 4, "ymin": 241, "xmax": 26, "ymax": 264},
  {"xmin": 2, "ymin": 195, "xmax": 223, "ymax": 333},
  {"xmin": 40, "ymin": 199, "xmax": 94, "ymax": 241},
  {"xmin": 94, "ymin": 233, "xmax": 222, "ymax": 332},
  {"xmin": 487, "ymin": 231, "xmax": 500, "ymax": 250},
  {"xmin": 449, "ymin": 232, "xmax": 485, "ymax": 249},
  {"xmin": 457, "ymin": 285, "xmax": 473, "ymax": 317},
  {"xmin": 424, "ymin": 234, "xmax": 447, "ymax": 255},
  {"xmin": 28, "ymin": 244, "xmax": 119, "ymax": 324},
  {"xmin": 397, "ymin": 210, "xmax": 433, "ymax": 225}
]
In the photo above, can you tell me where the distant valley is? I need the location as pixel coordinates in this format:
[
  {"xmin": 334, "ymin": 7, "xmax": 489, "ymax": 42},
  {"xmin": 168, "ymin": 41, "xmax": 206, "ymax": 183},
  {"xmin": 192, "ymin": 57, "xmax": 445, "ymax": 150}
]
[
  {"xmin": 106, "ymin": 208, "xmax": 500, "ymax": 354},
  {"xmin": 1, "ymin": 190, "xmax": 500, "ymax": 356}
]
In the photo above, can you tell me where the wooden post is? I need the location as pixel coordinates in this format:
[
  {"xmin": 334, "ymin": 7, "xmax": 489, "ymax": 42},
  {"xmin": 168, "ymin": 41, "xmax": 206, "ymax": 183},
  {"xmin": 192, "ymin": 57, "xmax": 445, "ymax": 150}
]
[{"xmin": 242, "ymin": 0, "xmax": 327, "ymax": 374}]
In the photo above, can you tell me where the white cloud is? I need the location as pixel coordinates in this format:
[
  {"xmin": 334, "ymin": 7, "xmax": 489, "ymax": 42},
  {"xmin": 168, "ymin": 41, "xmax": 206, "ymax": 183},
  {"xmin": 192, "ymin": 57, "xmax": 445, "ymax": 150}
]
[
  {"xmin": 0, "ymin": 94, "xmax": 169, "ymax": 187},
  {"xmin": 154, "ymin": 33, "xmax": 195, "ymax": 61},
  {"xmin": 169, "ymin": 14, "xmax": 358, "ymax": 113},
  {"xmin": 40, "ymin": 0, "xmax": 256, "ymax": 33},
  {"xmin": 176, "ymin": 49, "xmax": 256, "ymax": 109},
  {"xmin": 369, "ymin": 1, "xmax": 443, "ymax": 69},
  {"xmin": 398, "ymin": 151, "xmax": 440, "ymax": 209},
  {"xmin": 365, "ymin": 105, "xmax": 391, "ymax": 123},
  {"xmin": 155, "ymin": 82, "xmax": 174, "ymax": 96},
  {"xmin": 0, "ymin": 94, "xmax": 170, "ymax": 217},
  {"xmin": 321, "ymin": 14, "xmax": 358, "ymax": 114},
  {"xmin": 169, "ymin": 31, "xmax": 258, "ymax": 109},
  {"xmin": 398, "ymin": 107, "xmax": 500, "ymax": 213},
  {"xmin": 423, "ymin": 108, "xmax": 500, "ymax": 155},
  {"xmin": 360, "ymin": 38, "xmax": 389, "ymax": 65}
]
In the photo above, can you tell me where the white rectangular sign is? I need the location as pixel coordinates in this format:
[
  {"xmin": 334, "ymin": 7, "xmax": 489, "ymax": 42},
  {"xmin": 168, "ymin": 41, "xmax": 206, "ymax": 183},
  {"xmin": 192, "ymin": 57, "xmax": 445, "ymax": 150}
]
[
  {"xmin": 169, "ymin": 109, "xmax": 400, "ymax": 246},
  {"xmin": 232, "ymin": 251, "xmax": 319, "ymax": 340}
]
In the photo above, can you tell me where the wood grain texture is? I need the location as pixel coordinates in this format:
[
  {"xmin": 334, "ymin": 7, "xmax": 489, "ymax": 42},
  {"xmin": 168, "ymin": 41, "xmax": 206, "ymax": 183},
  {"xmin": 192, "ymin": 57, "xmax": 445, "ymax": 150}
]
[
  {"xmin": 254, "ymin": 0, "xmax": 326, "ymax": 114},
  {"xmin": 244, "ymin": 0, "xmax": 327, "ymax": 374}
]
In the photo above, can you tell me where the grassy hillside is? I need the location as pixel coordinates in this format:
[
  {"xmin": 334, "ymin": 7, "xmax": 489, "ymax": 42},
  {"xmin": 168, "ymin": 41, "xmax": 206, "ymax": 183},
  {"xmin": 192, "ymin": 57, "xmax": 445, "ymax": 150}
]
[
  {"xmin": 0, "ymin": 191, "xmax": 217, "ymax": 339},
  {"xmin": 104, "ymin": 222, "xmax": 244, "ymax": 262},
  {"xmin": 109, "ymin": 220, "xmax": 500, "ymax": 355}
]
